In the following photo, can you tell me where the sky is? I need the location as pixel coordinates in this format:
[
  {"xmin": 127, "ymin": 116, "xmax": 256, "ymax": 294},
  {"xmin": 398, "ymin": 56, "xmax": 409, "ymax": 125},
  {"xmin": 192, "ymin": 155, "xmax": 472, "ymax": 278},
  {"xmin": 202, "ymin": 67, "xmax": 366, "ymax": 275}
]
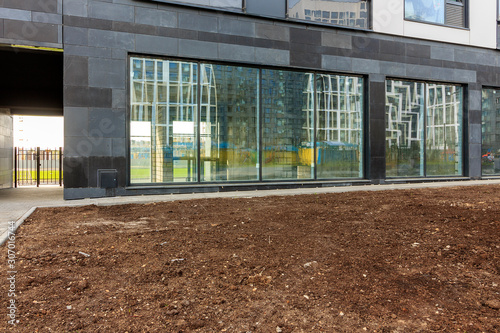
[{"xmin": 13, "ymin": 116, "xmax": 64, "ymax": 149}]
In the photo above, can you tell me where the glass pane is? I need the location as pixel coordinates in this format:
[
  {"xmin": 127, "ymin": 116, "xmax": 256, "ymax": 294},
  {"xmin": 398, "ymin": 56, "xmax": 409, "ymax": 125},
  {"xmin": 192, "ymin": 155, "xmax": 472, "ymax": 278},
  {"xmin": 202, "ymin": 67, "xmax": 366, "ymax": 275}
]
[
  {"xmin": 405, "ymin": 0, "xmax": 445, "ymax": 24},
  {"xmin": 288, "ymin": 0, "xmax": 368, "ymax": 29},
  {"xmin": 316, "ymin": 74, "xmax": 363, "ymax": 179},
  {"xmin": 130, "ymin": 57, "xmax": 198, "ymax": 184},
  {"xmin": 481, "ymin": 88, "xmax": 500, "ymax": 175},
  {"xmin": 426, "ymin": 84, "xmax": 462, "ymax": 176},
  {"xmin": 172, "ymin": 0, "xmax": 242, "ymax": 11},
  {"xmin": 385, "ymin": 80, "xmax": 425, "ymax": 177},
  {"xmin": 262, "ymin": 69, "xmax": 314, "ymax": 180},
  {"xmin": 200, "ymin": 64, "xmax": 259, "ymax": 181}
]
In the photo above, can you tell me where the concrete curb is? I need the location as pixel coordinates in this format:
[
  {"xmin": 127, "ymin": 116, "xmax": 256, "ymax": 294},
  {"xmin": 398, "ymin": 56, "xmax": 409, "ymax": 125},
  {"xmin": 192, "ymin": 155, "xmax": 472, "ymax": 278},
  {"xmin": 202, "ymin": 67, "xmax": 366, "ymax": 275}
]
[{"xmin": 0, "ymin": 207, "xmax": 37, "ymax": 246}]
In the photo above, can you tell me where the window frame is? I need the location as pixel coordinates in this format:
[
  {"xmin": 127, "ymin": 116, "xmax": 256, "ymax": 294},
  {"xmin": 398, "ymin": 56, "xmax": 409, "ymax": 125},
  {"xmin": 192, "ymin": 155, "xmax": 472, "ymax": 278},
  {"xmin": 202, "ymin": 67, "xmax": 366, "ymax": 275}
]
[
  {"xmin": 385, "ymin": 78, "xmax": 465, "ymax": 178},
  {"xmin": 480, "ymin": 87, "xmax": 500, "ymax": 176},
  {"xmin": 128, "ymin": 54, "xmax": 366, "ymax": 186},
  {"xmin": 404, "ymin": 0, "xmax": 468, "ymax": 29}
]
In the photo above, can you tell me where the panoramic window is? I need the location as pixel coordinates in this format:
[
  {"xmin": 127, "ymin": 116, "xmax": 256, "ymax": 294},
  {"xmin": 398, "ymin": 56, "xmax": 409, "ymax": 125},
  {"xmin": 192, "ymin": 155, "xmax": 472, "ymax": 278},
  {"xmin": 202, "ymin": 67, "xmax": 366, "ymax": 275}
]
[
  {"xmin": 200, "ymin": 64, "xmax": 259, "ymax": 182},
  {"xmin": 481, "ymin": 88, "xmax": 500, "ymax": 175},
  {"xmin": 405, "ymin": 0, "xmax": 466, "ymax": 27},
  {"xmin": 386, "ymin": 80, "xmax": 463, "ymax": 177},
  {"xmin": 261, "ymin": 70, "xmax": 314, "ymax": 180},
  {"xmin": 130, "ymin": 58, "xmax": 198, "ymax": 183},
  {"xmin": 316, "ymin": 74, "xmax": 364, "ymax": 178},
  {"xmin": 162, "ymin": 0, "xmax": 242, "ymax": 11},
  {"xmin": 130, "ymin": 57, "xmax": 365, "ymax": 184},
  {"xmin": 288, "ymin": 0, "xmax": 369, "ymax": 29}
]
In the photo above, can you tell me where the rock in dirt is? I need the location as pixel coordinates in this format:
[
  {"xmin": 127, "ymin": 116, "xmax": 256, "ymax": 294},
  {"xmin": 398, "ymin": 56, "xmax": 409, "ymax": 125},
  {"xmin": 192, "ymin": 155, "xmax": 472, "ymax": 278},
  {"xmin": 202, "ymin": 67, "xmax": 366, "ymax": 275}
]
[
  {"xmin": 304, "ymin": 261, "xmax": 319, "ymax": 269},
  {"xmin": 75, "ymin": 280, "xmax": 89, "ymax": 291},
  {"xmin": 484, "ymin": 299, "xmax": 500, "ymax": 309},
  {"xmin": 188, "ymin": 319, "xmax": 205, "ymax": 329}
]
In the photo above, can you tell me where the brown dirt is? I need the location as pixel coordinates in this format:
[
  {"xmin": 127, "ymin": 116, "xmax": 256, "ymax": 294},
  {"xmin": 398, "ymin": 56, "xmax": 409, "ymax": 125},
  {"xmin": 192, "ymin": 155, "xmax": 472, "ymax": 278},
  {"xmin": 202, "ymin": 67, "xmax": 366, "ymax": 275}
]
[{"xmin": 1, "ymin": 185, "xmax": 500, "ymax": 332}]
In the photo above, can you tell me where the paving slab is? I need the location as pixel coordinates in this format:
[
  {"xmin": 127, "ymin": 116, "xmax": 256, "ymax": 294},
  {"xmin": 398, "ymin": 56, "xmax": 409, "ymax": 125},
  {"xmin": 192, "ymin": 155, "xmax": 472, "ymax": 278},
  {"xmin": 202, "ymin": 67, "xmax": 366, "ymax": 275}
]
[{"xmin": 2, "ymin": 179, "xmax": 500, "ymax": 245}]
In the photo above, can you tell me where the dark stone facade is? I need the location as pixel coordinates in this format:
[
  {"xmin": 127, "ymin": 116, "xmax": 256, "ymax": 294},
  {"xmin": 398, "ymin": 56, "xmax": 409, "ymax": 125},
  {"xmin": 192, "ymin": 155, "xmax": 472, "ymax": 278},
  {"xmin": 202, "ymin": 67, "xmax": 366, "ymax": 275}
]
[
  {"xmin": 59, "ymin": 0, "xmax": 499, "ymax": 199},
  {"xmin": 3, "ymin": 0, "xmax": 498, "ymax": 198}
]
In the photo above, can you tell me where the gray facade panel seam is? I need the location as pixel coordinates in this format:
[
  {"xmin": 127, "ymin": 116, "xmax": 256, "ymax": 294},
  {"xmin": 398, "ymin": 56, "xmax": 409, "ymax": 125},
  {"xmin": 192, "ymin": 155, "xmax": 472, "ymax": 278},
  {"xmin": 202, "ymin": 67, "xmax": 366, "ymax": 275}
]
[
  {"xmin": 135, "ymin": 33, "xmax": 179, "ymax": 56},
  {"xmin": 88, "ymin": 57, "xmax": 127, "ymax": 89},
  {"xmin": 255, "ymin": 22, "xmax": 289, "ymax": 42},
  {"xmin": 178, "ymin": 39, "xmax": 218, "ymax": 59},
  {"xmin": 32, "ymin": 11, "xmax": 62, "ymax": 24},
  {"xmin": 0, "ymin": 8, "xmax": 32, "ymax": 21},
  {"xmin": 218, "ymin": 16, "xmax": 255, "ymax": 38},
  {"xmin": 134, "ymin": 7, "xmax": 177, "ymax": 28},
  {"xmin": 218, "ymin": 43, "xmax": 255, "ymax": 62},
  {"xmin": 255, "ymin": 47, "xmax": 289, "ymax": 66},
  {"xmin": 88, "ymin": 1, "xmax": 134, "ymax": 23},
  {"xmin": 178, "ymin": 12, "xmax": 217, "ymax": 32}
]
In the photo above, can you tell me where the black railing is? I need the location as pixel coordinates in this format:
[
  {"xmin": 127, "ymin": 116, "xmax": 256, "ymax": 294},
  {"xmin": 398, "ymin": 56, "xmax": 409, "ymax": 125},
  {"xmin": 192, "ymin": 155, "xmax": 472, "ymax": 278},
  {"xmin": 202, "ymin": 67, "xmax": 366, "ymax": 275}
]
[{"xmin": 14, "ymin": 147, "xmax": 63, "ymax": 187}]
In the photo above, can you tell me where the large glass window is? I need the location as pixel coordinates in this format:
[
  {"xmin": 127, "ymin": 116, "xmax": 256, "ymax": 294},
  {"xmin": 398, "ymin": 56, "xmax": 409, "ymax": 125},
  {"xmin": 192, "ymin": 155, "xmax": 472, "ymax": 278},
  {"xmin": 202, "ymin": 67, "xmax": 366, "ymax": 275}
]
[
  {"xmin": 386, "ymin": 80, "xmax": 463, "ymax": 178},
  {"xmin": 130, "ymin": 57, "xmax": 365, "ymax": 184},
  {"xmin": 288, "ymin": 0, "xmax": 369, "ymax": 29},
  {"xmin": 130, "ymin": 58, "xmax": 198, "ymax": 184},
  {"xmin": 386, "ymin": 80, "xmax": 425, "ymax": 177},
  {"xmin": 425, "ymin": 84, "xmax": 463, "ymax": 176},
  {"xmin": 481, "ymin": 88, "xmax": 500, "ymax": 175},
  {"xmin": 166, "ymin": 0, "xmax": 242, "ymax": 11},
  {"xmin": 261, "ymin": 70, "xmax": 314, "ymax": 180},
  {"xmin": 316, "ymin": 74, "xmax": 364, "ymax": 178},
  {"xmin": 200, "ymin": 64, "xmax": 259, "ymax": 181}
]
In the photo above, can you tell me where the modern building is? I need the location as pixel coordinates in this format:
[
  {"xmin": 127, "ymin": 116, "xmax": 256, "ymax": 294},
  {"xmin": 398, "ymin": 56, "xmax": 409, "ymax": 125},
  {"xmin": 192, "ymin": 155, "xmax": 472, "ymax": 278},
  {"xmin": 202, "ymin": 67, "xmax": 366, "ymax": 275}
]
[{"xmin": 1, "ymin": 0, "xmax": 500, "ymax": 199}]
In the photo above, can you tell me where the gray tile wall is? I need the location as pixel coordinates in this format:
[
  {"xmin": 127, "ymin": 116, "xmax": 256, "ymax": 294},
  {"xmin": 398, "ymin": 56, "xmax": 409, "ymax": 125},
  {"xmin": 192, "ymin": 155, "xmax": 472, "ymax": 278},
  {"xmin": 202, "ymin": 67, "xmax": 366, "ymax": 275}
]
[
  {"xmin": 0, "ymin": 109, "xmax": 13, "ymax": 189},
  {"xmin": 0, "ymin": 0, "xmax": 62, "ymax": 47},
  {"xmin": 61, "ymin": 0, "xmax": 497, "ymax": 198}
]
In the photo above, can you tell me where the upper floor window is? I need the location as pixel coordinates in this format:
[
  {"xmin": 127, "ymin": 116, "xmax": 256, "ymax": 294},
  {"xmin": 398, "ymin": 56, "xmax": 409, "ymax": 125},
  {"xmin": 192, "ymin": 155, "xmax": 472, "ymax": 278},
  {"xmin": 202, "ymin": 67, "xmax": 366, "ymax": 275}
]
[
  {"xmin": 287, "ymin": 0, "xmax": 369, "ymax": 29},
  {"xmin": 153, "ymin": 0, "xmax": 369, "ymax": 29},
  {"xmin": 405, "ymin": 0, "xmax": 466, "ymax": 28},
  {"xmin": 161, "ymin": 0, "xmax": 243, "ymax": 12}
]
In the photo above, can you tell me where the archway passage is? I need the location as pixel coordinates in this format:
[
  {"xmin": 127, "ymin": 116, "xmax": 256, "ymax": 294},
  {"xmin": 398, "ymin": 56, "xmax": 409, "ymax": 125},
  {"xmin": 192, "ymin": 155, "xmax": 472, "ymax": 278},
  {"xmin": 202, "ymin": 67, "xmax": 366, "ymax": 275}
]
[{"xmin": 0, "ymin": 46, "xmax": 63, "ymax": 190}]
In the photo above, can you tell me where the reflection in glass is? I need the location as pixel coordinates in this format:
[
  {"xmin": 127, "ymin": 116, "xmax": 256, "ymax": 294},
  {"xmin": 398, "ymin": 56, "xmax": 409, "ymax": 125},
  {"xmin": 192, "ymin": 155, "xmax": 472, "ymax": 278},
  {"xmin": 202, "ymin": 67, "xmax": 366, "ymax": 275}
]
[
  {"xmin": 200, "ymin": 64, "xmax": 259, "ymax": 181},
  {"xmin": 131, "ymin": 57, "xmax": 366, "ymax": 184},
  {"xmin": 174, "ymin": 0, "xmax": 242, "ymax": 11},
  {"xmin": 426, "ymin": 84, "xmax": 462, "ymax": 176},
  {"xmin": 261, "ymin": 70, "xmax": 314, "ymax": 180},
  {"xmin": 316, "ymin": 75, "xmax": 363, "ymax": 178},
  {"xmin": 288, "ymin": 0, "xmax": 369, "ymax": 28},
  {"xmin": 130, "ymin": 58, "xmax": 198, "ymax": 183},
  {"xmin": 386, "ymin": 80, "xmax": 425, "ymax": 177},
  {"xmin": 405, "ymin": 0, "xmax": 445, "ymax": 24},
  {"xmin": 386, "ymin": 80, "xmax": 462, "ymax": 177},
  {"xmin": 481, "ymin": 88, "xmax": 500, "ymax": 175}
]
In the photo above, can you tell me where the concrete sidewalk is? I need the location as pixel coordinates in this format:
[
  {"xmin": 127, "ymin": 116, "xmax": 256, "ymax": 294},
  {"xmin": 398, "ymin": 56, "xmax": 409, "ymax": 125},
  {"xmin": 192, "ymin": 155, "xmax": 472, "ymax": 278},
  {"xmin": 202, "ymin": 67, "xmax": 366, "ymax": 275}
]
[{"xmin": 3, "ymin": 179, "xmax": 500, "ymax": 245}]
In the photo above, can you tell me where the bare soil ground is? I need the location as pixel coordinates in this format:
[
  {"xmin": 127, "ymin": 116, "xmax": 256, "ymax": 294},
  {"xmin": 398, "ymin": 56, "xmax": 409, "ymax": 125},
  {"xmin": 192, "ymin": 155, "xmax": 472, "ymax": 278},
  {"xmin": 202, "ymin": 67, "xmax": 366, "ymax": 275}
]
[{"xmin": 1, "ymin": 185, "xmax": 500, "ymax": 332}]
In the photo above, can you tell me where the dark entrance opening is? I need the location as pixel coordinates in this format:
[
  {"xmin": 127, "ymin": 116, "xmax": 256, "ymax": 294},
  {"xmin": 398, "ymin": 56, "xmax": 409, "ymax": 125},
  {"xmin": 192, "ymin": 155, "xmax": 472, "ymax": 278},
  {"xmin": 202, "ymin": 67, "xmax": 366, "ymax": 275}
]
[{"xmin": 0, "ymin": 46, "xmax": 63, "ymax": 190}]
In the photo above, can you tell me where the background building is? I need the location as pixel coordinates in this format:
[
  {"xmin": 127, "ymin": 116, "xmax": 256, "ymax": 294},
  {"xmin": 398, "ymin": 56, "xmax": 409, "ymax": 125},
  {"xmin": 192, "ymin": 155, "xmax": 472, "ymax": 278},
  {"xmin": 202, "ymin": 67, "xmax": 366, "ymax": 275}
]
[{"xmin": 1, "ymin": 0, "xmax": 500, "ymax": 198}]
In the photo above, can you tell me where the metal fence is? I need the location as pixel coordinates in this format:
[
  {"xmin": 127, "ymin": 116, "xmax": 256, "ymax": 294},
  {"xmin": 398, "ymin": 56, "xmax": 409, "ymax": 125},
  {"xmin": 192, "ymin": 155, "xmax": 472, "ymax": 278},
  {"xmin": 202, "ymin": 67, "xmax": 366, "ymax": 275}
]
[{"xmin": 14, "ymin": 147, "xmax": 63, "ymax": 187}]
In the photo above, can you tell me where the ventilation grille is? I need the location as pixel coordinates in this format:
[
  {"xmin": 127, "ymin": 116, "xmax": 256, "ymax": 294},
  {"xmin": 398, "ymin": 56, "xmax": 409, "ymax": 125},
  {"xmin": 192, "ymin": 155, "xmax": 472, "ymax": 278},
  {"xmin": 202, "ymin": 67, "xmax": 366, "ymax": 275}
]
[{"xmin": 446, "ymin": 2, "xmax": 465, "ymax": 28}]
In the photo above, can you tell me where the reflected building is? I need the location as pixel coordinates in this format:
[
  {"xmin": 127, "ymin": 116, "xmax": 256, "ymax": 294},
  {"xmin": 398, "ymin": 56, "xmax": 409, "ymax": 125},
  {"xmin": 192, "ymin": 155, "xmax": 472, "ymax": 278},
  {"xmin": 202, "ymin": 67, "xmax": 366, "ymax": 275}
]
[
  {"xmin": 130, "ymin": 57, "xmax": 364, "ymax": 184},
  {"xmin": 481, "ymin": 89, "xmax": 500, "ymax": 174},
  {"xmin": 386, "ymin": 80, "xmax": 462, "ymax": 177},
  {"xmin": 288, "ymin": 0, "xmax": 369, "ymax": 29}
]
